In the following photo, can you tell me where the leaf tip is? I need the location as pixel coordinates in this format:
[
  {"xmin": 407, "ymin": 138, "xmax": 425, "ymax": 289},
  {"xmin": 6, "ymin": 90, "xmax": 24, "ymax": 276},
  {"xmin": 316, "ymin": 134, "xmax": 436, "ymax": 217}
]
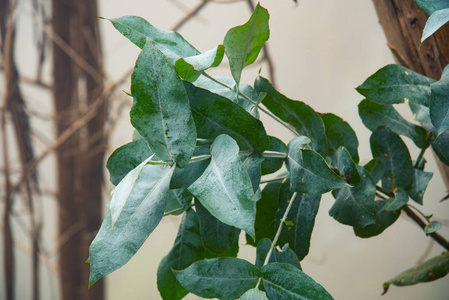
[{"xmin": 382, "ymin": 282, "xmax": 390, "ymax": 295}]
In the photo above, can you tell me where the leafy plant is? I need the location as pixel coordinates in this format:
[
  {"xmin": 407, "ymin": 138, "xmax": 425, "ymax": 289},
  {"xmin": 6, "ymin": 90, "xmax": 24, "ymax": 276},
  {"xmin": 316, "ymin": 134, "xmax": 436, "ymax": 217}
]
[{"xmin": 89, "ymin": 2, "xmax": 449, "ymax": 299}]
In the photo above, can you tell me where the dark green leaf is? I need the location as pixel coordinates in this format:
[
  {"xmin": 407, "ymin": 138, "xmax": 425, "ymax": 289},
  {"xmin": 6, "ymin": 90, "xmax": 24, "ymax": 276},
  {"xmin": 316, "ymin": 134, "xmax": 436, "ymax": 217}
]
[
  {"xmin": 333, "ymin": 146, "xmax": 361, "ymax": 185},
  {"xmin": 383, "ymin": 251, "xmax": 449, "ymax": 294},
  {"xmin": 195, "ymin": 199, "xmax": 238, "ymax": 254},
  {"xmin": 354, "ymin": 201, "xmax": 401, "ymax": 238},
  {"xmin": 174, "ymin": 45, "xmax": 225, "ymax": 82},
  {"xmin": 184, "ymin": 82, "xmax": 269, "ymax": 152},
  {"xmin": 106, "ymin": 139, "xmax": 153, "ymax": 185},
  {"xmin": 255, "ymin": 76, "xmax": 327, "ymax": 155},
  {"xmin": 409, "ymin": 102, "xmax": 434, "ymax": 130},
  {"xmin": 358, "ymin": 99, "xmax": 429, "ymax": 149},
  {"xmin": 242, "ymin": 152, "xmax": 264, "ymax": 193},
  {"xmin": 424, "ymin": 221, "xmax": 442, "ymax": 235},
  {"xmin": 363, "ymin": 159, "xmax": 384, "ymax": 184},
  {"xmin": 173, "ymin": 258, "xmax": 260, "ymax": 299},
  {"xmin": 188, "ymin": 134, "xmax": 256, "ymax": 237},
  {"xmin": 89, "ymin": 164, "xmax": 175, "ymax": 286},
  {"xmin": 256, "ymin": 239, "xmax": 302, "ymax": 270},
  {"xmin": 430, "ymin": 65, "xmax": 449, "ymax": 135},
  {"xmin": 262, "ymin": 136, "xmax": 287, "ymax": 175},
  {"xmin": 224, "ymin": 3, "xmax": 269, "ymax": 86},
  {"xmin": 431, "ymin": 130, "xmax": 449, "ymax": 165},
  {"xmin": 421, "ymin": 8, "xmax": 449, "ymax": 43},
  {"xmin": 415, "ymin": 0, "xmax": 449, "ymax": 14},
  {"xmin": 277, "ymin": 180, "xmax": 321, "ymax": 260},
  {"xmin": 165, "ymin": 189, "xmax": 193, "ymax": 216},
  {"xmin": 261, "ymin": 263, "xmax": 333, "ymax": 300},
  {"xmin": 408, "ymin": 169, "xmax": 433, "ymax": 205},
  {"xmin": 170, "ymin": 145, "xmax": 210, "ymax": 189},
  {"xmin": 107, "ymin": 16, "xmax": 199, "ymax": 61},
  {"xmin": 131, "ymin": 40, "xmax": 196, "ymax": 167},
  {"xmin": 370, "ymin": 126, "xmax": 414, "ymax": 192},
  {"xmin": 240, "ymin": 289, "xmax": 269, "ymax": 300},
  {"xmin": 321, "ymin": 113, "xmax": 359, "ymax": 163},
  {"xmin": 286, "ymin": 137, "xmax": 349, "ymax": 194},
  {"xmin": 329, "ymin": 166, "xmax": 377, "ymax": 228},
  {"xmin": 356, "ymin": 64, "xmax": 435, "ymax": 106},
  {"xmin": 204, "ymin": 231, "xmax": 239, "ymax": 259},
  {"xmin": 157, "ymin": 209, "xmax": 204, "ymax": 300},
  {"xmin": 383, "ymin": 187, "xmax": 409, "ymax": 211}
]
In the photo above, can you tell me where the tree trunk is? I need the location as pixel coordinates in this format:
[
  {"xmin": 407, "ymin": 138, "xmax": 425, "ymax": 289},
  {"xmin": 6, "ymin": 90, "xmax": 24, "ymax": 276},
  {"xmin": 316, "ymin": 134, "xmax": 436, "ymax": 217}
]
[{"xmin": 372, "ymin": 0, "xmax": 449, "ymax": 187}]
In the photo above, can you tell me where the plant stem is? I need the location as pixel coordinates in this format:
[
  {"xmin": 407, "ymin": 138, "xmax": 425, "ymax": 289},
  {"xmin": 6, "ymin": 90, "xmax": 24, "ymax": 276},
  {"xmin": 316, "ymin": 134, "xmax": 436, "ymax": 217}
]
[
  {"xmin": 201, "ymin": 72, "xmax": 298, "ymax": 136},
  {"xmin": 255, "ymin": 192, "xmax": 298, "ymax": 289},
  {"xmin": 414, "ymin": 148, "xmax": 427, "ymax": 169},
  {"xmin": 239, "ymin": 150, "xmax": 287, "ymax": 159},
  {"xmin": 406, "ymin": 204, "xmax": 432, "ymax": 224},
  {"xmin": 260, "ymin": 176, "xmax": 287, "ymax": 184},
  {"xmin": 188, "ymin": 154, "xmax": 211, "ymax": 163},
  {"xmin": 163, "ymin": 207, "xmax": 185, "ymax": 216}
]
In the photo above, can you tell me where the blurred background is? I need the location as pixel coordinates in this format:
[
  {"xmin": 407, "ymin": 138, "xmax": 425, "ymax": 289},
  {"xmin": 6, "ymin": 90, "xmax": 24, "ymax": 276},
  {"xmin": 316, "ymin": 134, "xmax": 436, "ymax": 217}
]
[{"xmin": 1, "ymin": 0, "xmax": 449, "ymax": 299}]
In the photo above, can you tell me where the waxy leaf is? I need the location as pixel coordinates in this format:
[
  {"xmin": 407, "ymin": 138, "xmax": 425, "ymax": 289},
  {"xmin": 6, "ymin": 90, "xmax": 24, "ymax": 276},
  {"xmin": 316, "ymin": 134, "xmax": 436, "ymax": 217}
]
[
  {"xmin": 286, "ymin": 137, "xmax": 349, "ymax": 195},
  {"xmin": 89, "ymin": 164, "xmax": 175, "ymax": 286},
  {"xmin": 370, "ymin": 126, "xmax": 414, "ymax": 192},
  {"xmin": 170, "ymin": 145, "xmax": 210, "ymax": 189},
  {"xmin": 157, "ymin": 209, "xmax": 204, "ymax": 300},
  {"xmin": 184, "ymin": 82, "xmax": 269, "ymax": 152},
  {"xmin": 431, "ymin": 130, "xmax": 449, "ymax": 165},
  {"xmin": 359, "ymin": 99, "xmax": 429, "ymax": 149},
  {"xmin": 195, "ymin": 199, "xmax": 238, "ymax": 254},
  {"xmin": 224, "ymin": 3, "xmax": 269, "ymax": 86},
  {"xmin": 354, "ymin": 201, "xmax": 401, "ymax": 238},
  {"xmin": 424, "ymin": 221, "xmax": 442, "ymax": 235},
  {"xmin": 410, "ymin": 102, "xmax": 434, "ymax": 130},
  {"xmin": 175, "ymin": 45, "xmax": 225, "ymax": 82},
  {"xmin": 242, "ymin": 152, "xmax": 264, "ymax": 193},
  {"xmin": 430, "ymin": 65, "xmax": 449, "ymax": 135},
  {"xmin": 277, "ymin": 179, "xmax": 321, "ymax": 260},
  {"xmin": 165, "ymin": 189, "xmax": 193, "ymax": 216},
  {"xmin": 261, "ymin": 263, "xmax": 333, "ymax": 300},
  {"xmin": 383, "ymin": 187, "xmax": 409, "ymax": 211},
  {"xmin": 106, "ymin": 139, "xmax": 153, "ymax": 186},
  {"xmin": 422, "ymin": 8, "xmax": 449, "ymax": 43},
  {"xmin": 240, "ymin": 289, "xmax": 269, "ymax": 300},
  {"xmin": 256, "ymin": 239, "xmax": 302, "ymax": 270},
  {"xmin": 107, "ymin": 16, "xmax": 199, "ymax": 62},
  {"xmin": 415, "ymin": 0, "xmax": 449, "ymax": 14},
  {"xmin": 329, "ymin": 166, "xmax": 377, "ymax": 228},
  {"xmin": 383, "ymin": 252, "xmax": 449, "ymax": 294},
  {"xmin": 131, "ymin": 40, "xmax": 196, "ymax": 167},
  {"xmin": 408, "ymin": 169, "xmax": 433, "ymax": 205},
  {"xmin": 261, "ymin": 136, "xmax": 287, "ymax": 175},
  {"xmin": 255, "ymin": 76, "xmax": 327, "ymax": 155},
  {"xmin": 333, "ymin": 146, "xmax": 361, "ymax": 185},
  {"xmin": 188, "ymin": 134, "xmax": 256, "ymax": 237},
  {"xmin": 364, "ymin": 158, "xmax": 384, "ymax": 184},
  {"xmin": 321, "ymin": 113, "xmax": 359, "ymax": 163},
  {"xmin": 356, "ymin": 65, "xmax": 435, "ymax": 106},
  {"xmin": 173, "ymin": 258, "xmax": 260, "ymax": 299}
]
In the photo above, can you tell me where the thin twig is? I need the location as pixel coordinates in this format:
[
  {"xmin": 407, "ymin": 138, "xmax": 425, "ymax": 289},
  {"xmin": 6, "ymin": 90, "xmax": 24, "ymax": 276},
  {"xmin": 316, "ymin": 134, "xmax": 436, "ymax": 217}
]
[{"xmin": 171, "ymin": 1, "xmax": 210, "ymax": 32}]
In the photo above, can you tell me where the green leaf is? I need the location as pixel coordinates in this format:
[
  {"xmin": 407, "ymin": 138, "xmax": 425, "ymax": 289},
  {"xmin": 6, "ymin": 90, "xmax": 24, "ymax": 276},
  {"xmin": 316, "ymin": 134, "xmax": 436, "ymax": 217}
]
[
  {"xmin": 157, "ymin": 209, "xmax": 204, "ymax": 300},
  {"xmin": 106, "ymin": 139, "xmax": 153, "ymax": 186},
  {"xmin": 356, "ymin": 64, "xmax": 435, "ymax": 106},
  {"xmin": 286, "ymin": 137, "xmax": 350, "ymax": 194},
  {"xmin": 224, "ymin": 3, "xmax": 269, "ymax": 86},
  {"xmin": 170, "ymin": 145, "xmax": 210, "ymax": 189},
  {"xmin": 321, "ymin": 113, "xmax": 359, "ymax": 163},
  {"xmin": 204, "ymin": 232, "xmax": 240, "ymax": 259},
  {"xmin": 370, "ymin": 126, "xmax": 414, "ymax": 192},
  {"xmin": 383, "ymin": 251, "xmax": 449, "ymax": 294},
  {"xmin": 262, "ymin": 136, "xmax": 287, "ymax": 175},
  {"xmin": 354, "ymin": 201, "xmax": 401, "ymax": 238},
  {"xmin": 422, "ymin": 8, "xmax": 449, "ymax": 43},
  {"xmin": 240, "ymin": 289, "xmax": 269, "ymax": 300},
  {"xmin": 383, "ymin": 187, "xmax": 409, "ymax": 211},
  {"xmin": 408, "ymin": 168, "xmax": 433, "ymax": 205},
  {"xmin": 410, "ymin": 102, "xmax": 434, "ymax": 130},
  {"xmin": 255, "ymin": 76, "xmax": 327, "ymax": 155},
  {"xmin": 424, "ymin": 221, "xmax": 442, "ymax": 235},
  {"xmin": 184, "ymin": 82, "xmax": 269, "ymax": 152},
  {"xmin": 333, "ymin": 146, "xmax": 361, "ymax": 185},
  {"xmin": 89, "ymin": 164, "xmax": 175, "ymax": 286},
  {"xmin": 415, "ymin": 0, "xmax": 449, "ymax": 15},
  {"xmin": 329, "ymin": 166, "xmax": 376, "ymax": 228},
  {"xmin": 165, "ymin": 189, "xmax": 193, "ymax": 216},
  {"xmin": 194, "ymin": 199, "xmax": 239, "ymax": 254},
  {"xmin": 175, "ymin": 45, "xmax": 225, "ymax": 82},
  {"xmin": 107, "ymin": 16, "xmax": 199, "ymax": 61},
  {"xmin": 430, "ymin": 65, "xmax": 449, "ymax": 135},
  {"xmin": 131, "ymin": 40, "xmax": 196, "ymax": 167},
  {"xmin": 358, "ymin": 99, "xmax": 429, "ymax": 149},
  {"xmin": 261, "ymin": 263, "xmax": 333, "ymax": 300},
  {"xmin": 256, "ymin": 239, "xmax": 302, "ymax": 270},
  {"xmin": 277, "ymin": 179, "xmax": 321, "ymax": 260},
  {"xmin": 242, "ymin": 152, "xmax": 264, "ymax": 193},
  {"xmin": 173, "ymin": 258, "xmax": 260, "ymax": 299},
  {"xmin": 364, "ymin": 158, "xmax": 384, "ymax": 184},
  {"xmin": 188, "ymin": 134, "xmax": 256, "ymax": 237},
  {"xmin": 431, "ymin": 130, "xmax": 449, "ymax": 165}
]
